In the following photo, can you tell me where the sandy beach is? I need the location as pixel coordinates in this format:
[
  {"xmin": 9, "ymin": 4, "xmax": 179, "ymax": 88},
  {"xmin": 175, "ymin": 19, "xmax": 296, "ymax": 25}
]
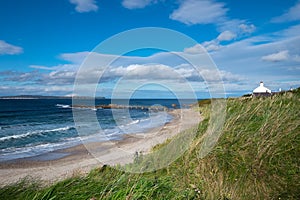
[{"xmin": 0, "ymin": 108, "xmax": 201, "ymax": 186}]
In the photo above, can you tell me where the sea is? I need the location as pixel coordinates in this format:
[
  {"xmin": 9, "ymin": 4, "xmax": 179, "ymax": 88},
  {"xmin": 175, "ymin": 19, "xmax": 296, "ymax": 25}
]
[{"xmin": 0, "ymin": 99, "xmax": 195, "ymax": 162}]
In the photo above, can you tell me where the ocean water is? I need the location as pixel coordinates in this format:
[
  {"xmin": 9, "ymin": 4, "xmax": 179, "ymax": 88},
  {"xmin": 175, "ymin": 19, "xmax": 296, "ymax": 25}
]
[{"xmin": 0, "ymin": 99, "xmax": 195, "ymax": 162}]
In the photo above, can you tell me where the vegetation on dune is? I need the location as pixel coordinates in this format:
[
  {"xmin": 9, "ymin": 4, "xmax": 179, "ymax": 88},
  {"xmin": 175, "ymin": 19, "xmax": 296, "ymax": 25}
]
[{"xmin": 0, "ymin": 88, "xmax": 299, "ymax": 199}]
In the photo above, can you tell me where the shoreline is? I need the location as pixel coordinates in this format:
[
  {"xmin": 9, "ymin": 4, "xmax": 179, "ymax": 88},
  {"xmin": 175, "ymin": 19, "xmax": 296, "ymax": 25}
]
[{"xmin": 0, "ymin": 108, "xmax": 201, "ymax": 186}]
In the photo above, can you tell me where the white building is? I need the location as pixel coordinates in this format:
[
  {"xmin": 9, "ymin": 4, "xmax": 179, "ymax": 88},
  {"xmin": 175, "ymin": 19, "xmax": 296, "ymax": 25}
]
[{"xmin": 253, "ymin": 81, "xmax": 271, "ymax": 96}]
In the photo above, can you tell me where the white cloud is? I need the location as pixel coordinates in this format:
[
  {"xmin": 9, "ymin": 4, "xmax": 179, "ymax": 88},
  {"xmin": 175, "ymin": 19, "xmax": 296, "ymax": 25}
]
[
  {"xmin": 202, "ymin": 40, "xmax": 221, "ymax": 52},
  {"xmin": 122, "ymin": 0, "xmax": 155, "ymax": 9},
  {"xmin": 0, "ymin": 40, "xmax": 23, "ymax": 55},
  {"xmin": 69, "ymin": 0, "xmax": 98, "ymax": 13},
  {"xmin": 88, "ymin": 62, "xmax": 243, "ymax": 84},
  {"xmin": 261, "ymin": 50, "xmax": 290, "ymax": 62},
  {"xmin": 239, "ymin": 23, "xmax": 256, "ymax": 34},
  {"xmin": 107, "ymin": 64, "xmax": 180, "ymax": 80},
  {"xmin": 217, "ymin": 20, "xmax": 256, "ymax": 37},
  {"xmin": 183, "ymin": 44, "xmax": 206, "ymax": 54},
  {"xmin": 272, "ymin": 0, "xmax": 300, "ymax": 23},
  {"xmin": 60, "ymin": 51, "xmax": 90, "ymax": 64},
  {"xmin": 170, "ymin": 0, "xmax": 227, "ymax": 25},
  {"xmin": 201, "ymin": 22, "xmax": 256, "ymax": 52},
  {"xmin": 217, "ymin": 18, "xmax": 254, "ymax": 31},
  {"xmin": 198, "ymin": 30, "xmax": 236, "ymax": 52},
  {"xmin": 175, "ymin": 64, "xmax": 243, "ymax": 83},
  {"xmin": 217, "ymin": 30, "xmax": 236, "ymax": 41}
]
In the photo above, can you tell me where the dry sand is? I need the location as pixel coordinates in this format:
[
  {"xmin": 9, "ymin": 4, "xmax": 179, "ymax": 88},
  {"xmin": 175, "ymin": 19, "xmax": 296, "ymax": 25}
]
[{"xmin": 0, "ymin": 108, "xmax": 201, "ymax": 186}]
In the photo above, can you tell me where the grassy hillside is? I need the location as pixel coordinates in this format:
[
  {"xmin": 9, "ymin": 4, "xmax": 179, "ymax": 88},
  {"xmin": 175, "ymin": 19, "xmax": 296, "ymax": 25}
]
[{"xmin": 1, "ymin": 89, "xmax": 299, "ymax": 199}]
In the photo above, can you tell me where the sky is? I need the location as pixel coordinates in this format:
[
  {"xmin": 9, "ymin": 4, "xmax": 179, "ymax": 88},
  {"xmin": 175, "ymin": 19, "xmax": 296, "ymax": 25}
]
[{"xmin": 0, "ymin": 0, "xmax": 299, "ymax": 98}]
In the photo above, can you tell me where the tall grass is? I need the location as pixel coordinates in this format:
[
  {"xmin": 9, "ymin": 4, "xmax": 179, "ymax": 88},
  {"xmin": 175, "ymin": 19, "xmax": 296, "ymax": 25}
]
[
  {"xmin": 1, "ymin": 89, "xmax": 299, "ymax": 199},
  {"xmin": 192, "ymin": 90, "xmax": 300, "ymax": 199}
]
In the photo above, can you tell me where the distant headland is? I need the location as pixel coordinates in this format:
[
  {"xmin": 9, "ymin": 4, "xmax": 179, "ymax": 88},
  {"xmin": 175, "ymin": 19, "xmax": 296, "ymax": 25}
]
[{"xmin": 0, "ymin": 95, "xmax": 105, "ymax": 100}]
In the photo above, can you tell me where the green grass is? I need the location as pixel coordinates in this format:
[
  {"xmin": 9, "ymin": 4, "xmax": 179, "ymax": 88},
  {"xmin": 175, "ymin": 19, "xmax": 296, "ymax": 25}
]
[{"xmin": 1, "ymin": 89, "xmax": 299, "ymax": 199}]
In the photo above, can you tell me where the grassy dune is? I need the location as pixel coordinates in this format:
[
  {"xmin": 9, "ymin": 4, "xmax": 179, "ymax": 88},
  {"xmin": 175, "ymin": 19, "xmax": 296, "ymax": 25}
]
[{"xmin": 1, "ymin": 89, "xmax": 299, "ymax": 199}]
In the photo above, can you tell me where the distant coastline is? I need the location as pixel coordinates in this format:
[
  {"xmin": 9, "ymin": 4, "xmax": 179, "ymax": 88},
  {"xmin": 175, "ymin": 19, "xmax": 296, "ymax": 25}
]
[{"xmin": 0, "ymin": 95, "xmax": 105, "ymax": 100}]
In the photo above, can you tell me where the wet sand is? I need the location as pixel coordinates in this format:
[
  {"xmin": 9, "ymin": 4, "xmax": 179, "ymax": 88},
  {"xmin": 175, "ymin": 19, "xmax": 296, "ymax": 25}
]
[{"xmin": 0, "ymin": 108, "xmax": 201, "ymax": 186}]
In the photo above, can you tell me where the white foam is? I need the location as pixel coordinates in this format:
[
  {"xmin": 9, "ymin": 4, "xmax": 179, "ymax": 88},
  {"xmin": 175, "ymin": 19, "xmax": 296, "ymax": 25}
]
[
  {"xmin": 0, "ymin": 126, "xmax": 73, "ymax": 141},
  {"xmin": 56, "ymin": 104, "xmax": 71, "ymax": 108},
  {"xmin": 128, "ymin": 119, "xmax": 140, "ymax": 125},
  {"xmin": 0, "ymin": 138, "xmax": 82, "ymax": 161}
]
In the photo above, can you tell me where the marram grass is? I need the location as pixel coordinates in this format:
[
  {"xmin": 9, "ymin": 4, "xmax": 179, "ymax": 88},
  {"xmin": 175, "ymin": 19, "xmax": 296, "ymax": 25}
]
[{"xmin": 0, "ymin": 89, "xmax": 299, "ymax": 200}]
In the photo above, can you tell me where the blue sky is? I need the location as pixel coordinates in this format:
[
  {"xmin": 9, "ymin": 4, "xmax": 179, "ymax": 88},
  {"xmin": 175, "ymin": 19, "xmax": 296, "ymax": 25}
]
[{"xmin": 0, "ymin": 0, "xmax": 299, "ymax": 98}]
